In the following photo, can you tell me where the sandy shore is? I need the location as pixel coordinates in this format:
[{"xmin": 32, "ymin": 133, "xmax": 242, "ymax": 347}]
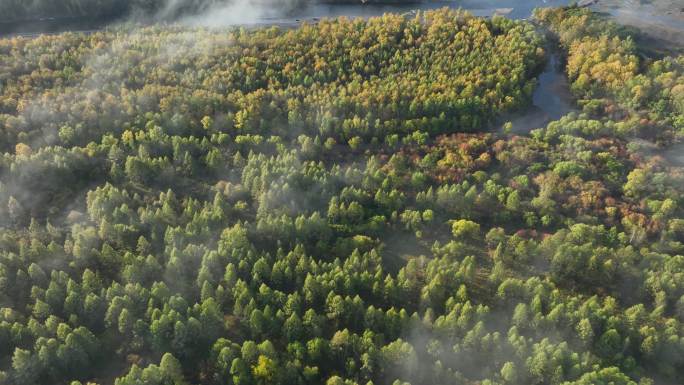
[{"xmin": 592, "ymin": 0, "xmax": 684, "ymax": 48}]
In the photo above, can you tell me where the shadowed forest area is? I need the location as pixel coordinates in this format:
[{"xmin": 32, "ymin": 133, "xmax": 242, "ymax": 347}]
[{"xmin": 0, "ymin": 4, "xmax": 683, "ymax": 385}]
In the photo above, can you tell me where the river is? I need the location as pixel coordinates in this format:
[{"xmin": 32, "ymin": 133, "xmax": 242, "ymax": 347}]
[
  {"xmin": 239, "ymin": 0, "xmax": 572, "ymax": 23},
  {"xmin": 0, "ymin": 0, "xmax": 573, "ymax": 36},
  {"xmin": 506, "ymin": 47, "xmax": 576, "ymax": 134}
]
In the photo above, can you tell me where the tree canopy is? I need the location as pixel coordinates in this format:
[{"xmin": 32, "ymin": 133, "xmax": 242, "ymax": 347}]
[{"xmin": 0, "ymin": 7, "xmax": 683, "ymax": 385}]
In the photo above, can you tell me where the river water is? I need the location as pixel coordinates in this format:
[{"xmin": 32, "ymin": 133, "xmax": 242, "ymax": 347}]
[
  {"xmin": 0, "ymin": 0, "xmax": 572, "ymax": 36},
  {"xmin": 508, "ymin": 48, "xmax": 577, "ymax": 134},
  {"xmin": 243, "ymin": 0, "xmax": 571, "ymax": 24}
]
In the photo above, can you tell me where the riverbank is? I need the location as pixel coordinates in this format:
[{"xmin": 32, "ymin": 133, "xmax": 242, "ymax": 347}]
[
  {"xmin": 0, "ymin": 0, "xmax": 570, "ymax": 37},
  {"xmin": 0, "ymin": 15, "xmax": 121, "ymax": 37},
  {"xmin": 592, "ymin": 0, "xmax": 684, "ymax": 49}
]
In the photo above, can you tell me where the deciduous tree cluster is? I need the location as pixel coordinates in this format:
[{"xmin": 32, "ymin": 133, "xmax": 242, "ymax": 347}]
[{"xmin": 535, "ymin": 7, "xmax": 684, "ymax": 142}]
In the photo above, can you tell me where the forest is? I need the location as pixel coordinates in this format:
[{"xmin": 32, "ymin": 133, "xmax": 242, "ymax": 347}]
[{"xmin": 0, "ymin": 6, "xmax": 684, "ymax": 385}]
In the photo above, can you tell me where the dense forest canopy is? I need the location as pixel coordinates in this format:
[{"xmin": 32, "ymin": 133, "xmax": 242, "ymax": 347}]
[{"xmin": 0, "ymin": 6, "xmax": 684, "ymax": 385}]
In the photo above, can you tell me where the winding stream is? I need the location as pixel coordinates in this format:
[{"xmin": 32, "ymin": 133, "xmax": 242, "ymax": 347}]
[
  {"xmin": 507, "ymin": 49, "xmax": 577, "ymax": 134},
  {"xmin": 0, "ymin": 0, "xmax": 573, "ymax": 36}
]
